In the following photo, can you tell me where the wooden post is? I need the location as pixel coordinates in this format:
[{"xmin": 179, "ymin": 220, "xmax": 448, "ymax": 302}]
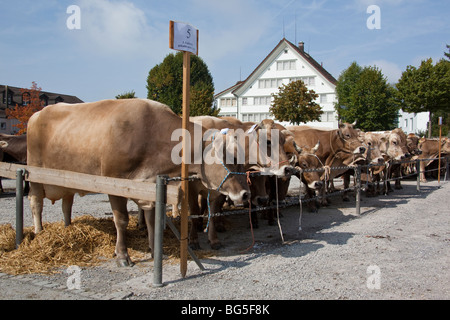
[
  {"xmin": 169, "ymin": 20, "xmax": 198, "ymax": 278},
  {"xmin": 180, "ymin": 51, "xmax": 191, "ymax": 278}
]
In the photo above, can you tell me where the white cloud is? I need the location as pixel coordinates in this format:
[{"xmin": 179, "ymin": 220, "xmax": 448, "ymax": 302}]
[
  {"xmin": 74, "ymin": 0, "xmax": 165, "ymax": 57},
  {"xmin": 366, "ymin": 60, "xmax": 403, "ymax": 83}
]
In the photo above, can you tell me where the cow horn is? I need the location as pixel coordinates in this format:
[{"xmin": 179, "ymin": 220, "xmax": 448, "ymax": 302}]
[
  {"xmin": 352, "ymin": 119, "xmax": 357, "ymax": 126},
  {"xmin": 0, "ymin": 141, "xmax": 8, "ymax": 148},
  {"xmin": 312, "ymin": 141, "xmax": 320, "ymax": 153},
  {"xmin": 293, "ymin": 141, "xmax": 302, "ymax": 154}
]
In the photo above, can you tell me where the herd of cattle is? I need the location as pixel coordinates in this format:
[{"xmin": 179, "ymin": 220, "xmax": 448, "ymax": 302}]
[{"xmin": 0, "ymin": 98, "xmax": 449, "ymax": 267}]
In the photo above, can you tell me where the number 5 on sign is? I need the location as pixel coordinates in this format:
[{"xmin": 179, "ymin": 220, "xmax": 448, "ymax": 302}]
[{"xmin": 169, "ymin": 20, "xmax": 199, "ymax": 55}]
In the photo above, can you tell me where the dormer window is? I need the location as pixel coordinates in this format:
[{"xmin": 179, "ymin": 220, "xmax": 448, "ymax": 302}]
[
  {"xmin": 22, "ymin": 92, "xmax": 30, "ymax": 106},
  {"xmin": 55, "ymin": 96, "xmax": 64, "ymax": 104},
  {"xmin": 40, "ymin": 94, "xmax": 49, "ymax": 106}
]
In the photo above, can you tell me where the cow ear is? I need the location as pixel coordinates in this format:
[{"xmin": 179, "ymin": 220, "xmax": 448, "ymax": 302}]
[{"xmin": 0, "ymin": 141, "xmax": 8, "ymax": 149}]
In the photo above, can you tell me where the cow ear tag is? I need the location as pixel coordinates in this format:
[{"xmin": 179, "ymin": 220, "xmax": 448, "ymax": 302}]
[{"xmin": 220, "ymin": 128, "xmax": 229, "ymax": 135}]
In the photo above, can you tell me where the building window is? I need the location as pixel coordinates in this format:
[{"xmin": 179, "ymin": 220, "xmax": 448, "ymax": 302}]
[
  {"xmin": 241, "ymin": 113, "xmax": 272, "ymax": 123},
  {"xmin": 258, "ymin": 78, "xmax": 283, "ymax": 89},
  {"xmin": 40, "ymin": 94, "xmax": 49, "ymax": 106},
  {"xmin": 2, "ymin": 91, "xmax": 12, "ymax": 105},
  {"xmin": 22, "ymin": 92, "xmax": 30, "ymax": 106},
  {"xmin": 55, "ymin": 96, "xmax": 64, "ymax": 104},
  {"xmin": 320, "ymin": 94, "xmax": 328, "ymax": 104},
  {"xmin": 277, "ymin": 60, "xmax": 296, "ymax": 71},
  {"xmin": 253, "ymin": 96, "xmax": 272, "ymax": 105},
  {"xmin": 220, "ymin": 98, "xmax": 237, "ymax": 107},
  {"xmin": 321, "ymin": 111, "xmax": 335, "ymax": 122},
  {"xmin": 242, "ymin": 98, "xmax": 248, "ymax": 105},
  {"xmin": 0, "ymin": 122, "xmax": 6, "ymax": 130},
  {"xmin": 289, "ymin": 76, "xmax": 315, "ymax": 86}
]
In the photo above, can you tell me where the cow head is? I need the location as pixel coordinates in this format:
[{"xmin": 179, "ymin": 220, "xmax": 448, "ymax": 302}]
[
  {"xmin": 247, "ymin": 119, "xmax": 295, "ymax": 177},
  {"xmin": 294, "ymin": 141, "xmax": 323, "ymax": 190},
  {"xmin": 200, "ymin": 130, "xmax": 250, "ymax": 206},
  {"xmin": 442, "ymin": 138, "xmax": 450, "ymax": 155},
  {"xmin": 337, "ymin": 121, "xmax": 366, "ymax": 155},
  {"xmin": 380, "ymin": 128, "xmax": 410, "ymax": 161},
  {"xmin": 362, "ymin": 132, "xmax": 385, "ymax": 165},
  {"xmin": 0, "ymin": 141, "xmax": 7, "ymax": 161},
  {"xmin": 406, "ymin": 133, "xmax": 422, "ymax": 155}
]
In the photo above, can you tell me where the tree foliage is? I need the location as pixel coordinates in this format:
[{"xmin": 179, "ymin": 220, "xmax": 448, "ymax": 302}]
[
  {"xmin": 115, "ymin": 90, "xmax": 137, "ymax": 99},
  {"xmin": 146, "ymin": 52, "xmax": 219, "ymax": 116},
  {"xmin": 5, "ymin": 81, "xmax": 44, "ymax": 135},
  {"xmin": 395, "ymin": 58, "xmax": 450, "ymax": 137},
  {"xmin": 270, "ymin": 80, "xmax": 322, "ymax": 125},
  {"xmin": 335, "ymin": 62, "xmax": 399, "ymax": 131}
]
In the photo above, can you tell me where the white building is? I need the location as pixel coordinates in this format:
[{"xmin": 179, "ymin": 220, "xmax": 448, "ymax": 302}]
[
  {"xmin": 215, "ymin": 38, "xmax": 339, "ymax": 128},
  {"xmin": 398, "ymin": 110, "xmax": 429, "ymax": 135}
]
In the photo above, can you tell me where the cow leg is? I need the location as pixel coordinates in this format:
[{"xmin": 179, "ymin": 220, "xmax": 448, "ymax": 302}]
[
  {"xmin": 420, "ymin": 161, "xmax": 427, "ymax": 182},
  {"xmin": 208, "ymin": 198, "xmax": 223, "ymax": 250},
  {"xmin": 143, "ymin": 206, "xmax": 155, "ymax": 256},
  {"xmin": 29, "ymin": 182, "xmax": 44, "ymax": 233},
  {"xmin": 108, "ymin": 195, "xmax": 133, "ymax": 267},
  {"xmin": 62, "ymin": 194, "xmax": 74, "ymax": 227}
]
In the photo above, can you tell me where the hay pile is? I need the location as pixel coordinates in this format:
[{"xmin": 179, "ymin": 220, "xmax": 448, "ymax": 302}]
[{"xmin": 0, "ymin": 215, "xmax": 212, "ymax": 275}]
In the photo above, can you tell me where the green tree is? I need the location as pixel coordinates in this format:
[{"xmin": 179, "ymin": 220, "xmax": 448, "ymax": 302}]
[
  {"xmin": 115, "ymin": 90, "xmax": 137, "ymax": 99},
  {"xmin": 335, "ymin": 62, "xmax": 399, "ymax": 131},
  {"xmin": 395, "ymin": 58, "xmax": 450, "ymax": 137},
  {"xmin": 146, "ymin": 52, "xmax": 219, "ymax": 116},
  {"xmin": 270, "ymin": 80, "xmax": 322, "ymax": 125}
]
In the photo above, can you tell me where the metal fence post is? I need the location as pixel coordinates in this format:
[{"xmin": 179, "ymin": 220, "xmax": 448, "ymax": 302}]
[
  {"xmin": 153, "ymin": 175, "xmax": 167, "ymax": 287},
  {"xmin": 15, "ymin": 168, "xmax": 25, "ymax": 248},
  {"xmin": 355, "ymin": 165, "xmax": 361, "ymax": 216},
  {"xmin": 416, "ymin": 159, "xmax": 421, "ymax": 192}
]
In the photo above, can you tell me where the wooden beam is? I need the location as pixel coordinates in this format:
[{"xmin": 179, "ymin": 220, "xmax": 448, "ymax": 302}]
[{"xmin": 0, "ymin": 162, "xmax": 179, "ymax": 204}]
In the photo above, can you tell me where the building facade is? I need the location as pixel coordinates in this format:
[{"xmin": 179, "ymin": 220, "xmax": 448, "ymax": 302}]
[
  {"xmin": 215, "ymin": 38, "xmax": 339, "ymax": 128},
  {"xmin": 398, "ymin": 110, "xmax": 430, "ymax": 135},
  {"xmin": 1, "ymin": 85, "xmax": 83, "ymax": 134}
]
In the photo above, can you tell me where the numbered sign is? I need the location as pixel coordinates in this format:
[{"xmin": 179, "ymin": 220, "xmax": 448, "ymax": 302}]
[{"xmin": 169, "ymin": 20, "xmax": 199, "ymax": 55}]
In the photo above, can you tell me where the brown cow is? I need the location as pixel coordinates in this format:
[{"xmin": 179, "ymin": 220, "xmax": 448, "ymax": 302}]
[
  {"xmin": 418, "ymin": 137, "xmax": 450, "ymax": 182},
  {"xmin": 287, "ymin": 122, "xmax": 366, "ymax": 208},
  {"xmin": 186, "ymin": 116, "xmax": 294, "ymax": 248},
  {"xmin": 27, "ymin": 99, "xmax": 252, "ymax": 266}
]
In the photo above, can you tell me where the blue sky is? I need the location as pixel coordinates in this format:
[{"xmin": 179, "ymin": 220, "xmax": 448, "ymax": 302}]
[{"xmin": 0, "ymin": 0, "xmax": 448, "ymax": 102}]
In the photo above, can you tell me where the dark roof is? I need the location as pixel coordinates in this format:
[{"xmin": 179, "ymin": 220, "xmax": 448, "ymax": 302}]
[
  {"xmin": 214, "ymin": 38, "xmax": 337, "ymax": 98},
  {"xmin": 0, "ymin": 84, "xmax": 83, "ymax": 109}
]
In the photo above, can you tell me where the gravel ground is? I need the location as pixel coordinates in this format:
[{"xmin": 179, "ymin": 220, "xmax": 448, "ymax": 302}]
[{"xmin": 0, "ymin": 176, "xmax": 449, "ymax": 302}]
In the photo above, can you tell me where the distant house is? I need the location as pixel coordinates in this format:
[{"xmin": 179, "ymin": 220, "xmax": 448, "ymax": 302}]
[
  {"xmin": 0, "ymin": 84, "xmax": 83, "ymax": 134},
  {"xmin": 214, "ymin": 38, "xmax": 339, "ymax": 128},
  {"xmin": 398, "ymin": 110, "xmax": 430, "ymax": 135}
]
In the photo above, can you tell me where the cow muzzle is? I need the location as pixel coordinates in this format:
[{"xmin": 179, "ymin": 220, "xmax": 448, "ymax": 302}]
[
  {"xmin": 228, "ymin": 190, "xmax": 250, "ymax": 207},
  {"xmin": 353, "ymin": 146, "xmax": 366, "ymax": 154}
]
